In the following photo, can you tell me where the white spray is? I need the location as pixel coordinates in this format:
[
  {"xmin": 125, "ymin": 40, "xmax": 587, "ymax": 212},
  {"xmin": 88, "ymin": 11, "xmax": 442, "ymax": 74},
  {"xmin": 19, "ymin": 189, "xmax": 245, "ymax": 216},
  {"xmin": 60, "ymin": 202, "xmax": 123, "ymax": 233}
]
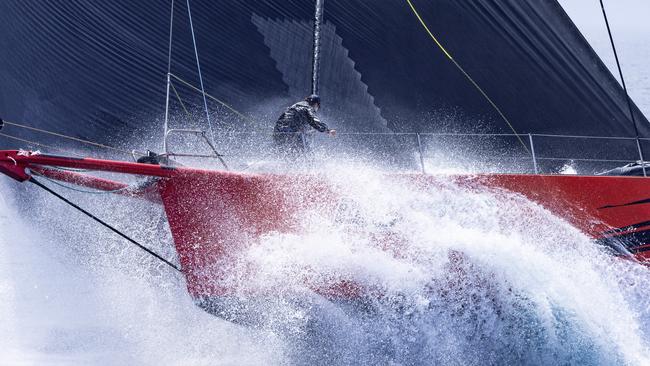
[{"xmin": 1, "ymin": 162, "xmax": 650, "ymax": 365}]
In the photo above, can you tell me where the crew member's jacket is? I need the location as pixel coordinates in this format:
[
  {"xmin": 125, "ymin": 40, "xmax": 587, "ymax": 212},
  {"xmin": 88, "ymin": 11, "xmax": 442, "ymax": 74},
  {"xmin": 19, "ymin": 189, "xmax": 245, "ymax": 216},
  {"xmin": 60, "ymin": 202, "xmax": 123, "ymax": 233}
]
[{"xmin": 274, "ymin": 101, "xmax": 329, "ymax": 134}]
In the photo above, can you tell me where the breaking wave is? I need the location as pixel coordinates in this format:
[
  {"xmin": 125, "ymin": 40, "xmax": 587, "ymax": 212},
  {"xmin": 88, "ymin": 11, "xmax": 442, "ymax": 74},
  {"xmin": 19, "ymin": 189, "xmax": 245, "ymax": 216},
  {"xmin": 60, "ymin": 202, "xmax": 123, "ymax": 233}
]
[{"xmin": 2, "ymin": 163, "xmax": 650, "ymax": 365}]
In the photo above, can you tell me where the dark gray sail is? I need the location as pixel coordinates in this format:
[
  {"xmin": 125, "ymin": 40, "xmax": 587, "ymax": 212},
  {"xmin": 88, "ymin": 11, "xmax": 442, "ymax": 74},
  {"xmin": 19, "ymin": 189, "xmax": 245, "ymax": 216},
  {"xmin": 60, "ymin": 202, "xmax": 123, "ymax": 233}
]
[{"xmin": 0, "ymin": 0, "xmax": 647, "ymax": 148}]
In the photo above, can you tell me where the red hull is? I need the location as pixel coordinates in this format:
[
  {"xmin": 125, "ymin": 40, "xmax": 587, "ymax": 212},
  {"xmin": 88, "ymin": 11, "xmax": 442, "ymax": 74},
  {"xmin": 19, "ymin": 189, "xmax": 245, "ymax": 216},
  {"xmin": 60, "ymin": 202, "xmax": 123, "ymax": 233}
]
[
  {"xmin": 158, "ymin": 172, "xmax": 650, "ymax": 299},
  {"xmin": 2, "ymin": 150, "xmax": 649, "ymax": 301}
]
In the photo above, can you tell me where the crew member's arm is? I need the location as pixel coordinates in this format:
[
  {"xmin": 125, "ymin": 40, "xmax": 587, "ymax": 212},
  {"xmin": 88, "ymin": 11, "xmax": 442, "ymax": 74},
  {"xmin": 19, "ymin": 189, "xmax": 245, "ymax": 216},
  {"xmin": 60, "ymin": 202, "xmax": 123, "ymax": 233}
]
[
  {"xmin": 306, "ymin": 108, "xmax": 335, "ymax": 136},
  {"xmin": 305, "ymin": 108, "xmax": 328, "ymax": 132}
]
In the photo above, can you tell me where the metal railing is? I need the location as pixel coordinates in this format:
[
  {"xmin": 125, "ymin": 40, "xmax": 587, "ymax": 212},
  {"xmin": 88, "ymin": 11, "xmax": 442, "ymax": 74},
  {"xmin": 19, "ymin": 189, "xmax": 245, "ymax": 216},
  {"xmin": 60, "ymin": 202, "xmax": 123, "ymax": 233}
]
[
  {"xmin": 164, "ymin": 128, "xmax": 229, "ymax": 169},
  {"xmin": 163, "ymin": 130, "xmax": 650, "ymax": 177}
]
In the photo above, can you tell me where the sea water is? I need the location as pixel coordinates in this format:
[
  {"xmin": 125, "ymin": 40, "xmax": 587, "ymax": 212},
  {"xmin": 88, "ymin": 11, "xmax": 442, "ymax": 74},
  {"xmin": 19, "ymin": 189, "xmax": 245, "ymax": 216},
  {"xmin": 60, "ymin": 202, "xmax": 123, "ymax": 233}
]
[
  {"xmin": 3, "ymin": 3, "xmax": 650, "ymax": 365},
  {"xmin": 2, "ymin": 163, "xmax": 650, "ymax": 365}
]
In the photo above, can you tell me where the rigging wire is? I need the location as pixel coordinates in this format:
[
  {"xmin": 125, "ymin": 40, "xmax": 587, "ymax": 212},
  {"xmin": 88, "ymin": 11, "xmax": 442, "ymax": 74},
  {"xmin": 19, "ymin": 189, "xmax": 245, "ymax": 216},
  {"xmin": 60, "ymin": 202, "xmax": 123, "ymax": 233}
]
[
  {"xmin": 170, "ymin": 81, "xmax": 192, "ymax": 117},
  {"xmin": 185, "ymin": 0, "xmax": 215, "ymax": 144},
  {"xmin": 1, "ymin": 120, "xmax": 145, "ymax": 156},
  {"xmin": 0, "ymin": 132, "xmax": 84, "ymax": 157},
  {"xmin": 163, "ymin": 0, "xmax": 176, "ymax": 153},
  {"xmin": 31, "ymin": 169, "xmax": 132, "ymax": 195},
  {"xmin": 162, "ymin": 0, "xmax": 257, "ymax": 140},
  {"xmin": 166, "ymin": 0, "xmax": 175, "ymax": 77},
  {"xmin": 30, "ymin": 177, "xmax": 182, "ymax": 274},
  {"xmin": 169, "ymin": 73, "xmax": 257, "ymax": 125},
  {"xmin": 599, "ymin": 0, "xmax": 646, "ymax": 176},
  {"xmin": 405, "ymin": 0, "xmax": 529, "ymax": 153},
  {"xmin": 599, "ymin": 0, "xmax": 639, "ymax": 136}
]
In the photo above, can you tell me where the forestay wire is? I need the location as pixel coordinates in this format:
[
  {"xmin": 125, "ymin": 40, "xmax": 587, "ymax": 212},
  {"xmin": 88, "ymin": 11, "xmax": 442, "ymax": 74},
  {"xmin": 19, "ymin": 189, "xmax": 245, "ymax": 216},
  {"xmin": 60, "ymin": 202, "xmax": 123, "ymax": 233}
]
[{"xmin": 30, "ymin": 177, "xmax": 182, "ymax": 273}]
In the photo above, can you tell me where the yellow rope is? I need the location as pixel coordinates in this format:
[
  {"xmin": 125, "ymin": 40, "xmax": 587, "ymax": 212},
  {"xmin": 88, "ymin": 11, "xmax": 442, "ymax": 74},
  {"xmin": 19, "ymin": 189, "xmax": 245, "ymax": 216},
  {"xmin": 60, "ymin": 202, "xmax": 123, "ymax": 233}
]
[
  {"xmin": 405, "ymin": 0, "xmax": 529, "ymax": 153},
  {"xmin": 170, "ymin": 81, "xmax": 192, "ymax": 117},
  {"xmin": 169, "ymin": 73, "xmax": 257, "ymax": 125}
]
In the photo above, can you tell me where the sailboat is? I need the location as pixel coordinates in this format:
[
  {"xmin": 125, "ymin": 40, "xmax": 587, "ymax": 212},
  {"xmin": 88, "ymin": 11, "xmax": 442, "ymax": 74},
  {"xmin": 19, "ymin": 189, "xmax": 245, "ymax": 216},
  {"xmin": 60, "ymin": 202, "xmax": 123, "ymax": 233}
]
[{"xmin": 1, "ymin": 0, "xmax": 650, "ymax": 320}]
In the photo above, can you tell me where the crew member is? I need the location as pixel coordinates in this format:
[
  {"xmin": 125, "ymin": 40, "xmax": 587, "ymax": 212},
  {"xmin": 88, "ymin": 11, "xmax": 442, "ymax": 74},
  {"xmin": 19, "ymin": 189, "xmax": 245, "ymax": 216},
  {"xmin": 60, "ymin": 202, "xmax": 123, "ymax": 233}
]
[{"xmin": 273, "ymin": 95, "xmax": 336, "ymax": 155}]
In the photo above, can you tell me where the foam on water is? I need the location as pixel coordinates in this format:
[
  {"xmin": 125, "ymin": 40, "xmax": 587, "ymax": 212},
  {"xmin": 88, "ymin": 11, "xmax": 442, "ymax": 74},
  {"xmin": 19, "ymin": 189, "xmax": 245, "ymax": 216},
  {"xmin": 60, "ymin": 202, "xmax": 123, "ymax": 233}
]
[
  {"xmin": 2, "ymin": 162, "xmax": 650, "ymax": 365},
  {"xmin": 0, "ymin": 180, "xmax": 285, "ymax": 365}
]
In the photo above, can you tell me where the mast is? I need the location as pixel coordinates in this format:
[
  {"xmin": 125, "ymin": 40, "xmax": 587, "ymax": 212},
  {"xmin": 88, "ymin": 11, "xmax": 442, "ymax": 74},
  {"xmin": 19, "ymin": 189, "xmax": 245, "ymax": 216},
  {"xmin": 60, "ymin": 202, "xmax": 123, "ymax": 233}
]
[{"xmin": 311, "ymin": 0, "xmax": 325, "ymax": 95}]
